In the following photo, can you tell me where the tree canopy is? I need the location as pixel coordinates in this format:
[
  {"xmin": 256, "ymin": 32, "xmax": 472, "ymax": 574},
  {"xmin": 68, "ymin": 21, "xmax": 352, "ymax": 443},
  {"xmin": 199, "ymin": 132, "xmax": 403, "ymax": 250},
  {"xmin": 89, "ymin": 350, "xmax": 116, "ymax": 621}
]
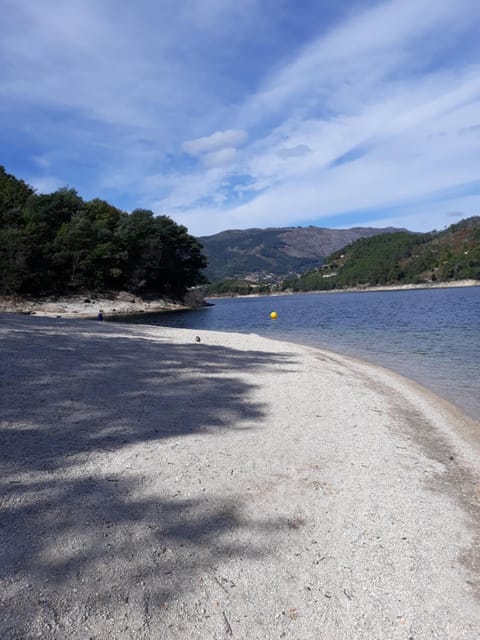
[{"xmin": 0, "ymin": 166, "xmax": 207, "ymax": 298}]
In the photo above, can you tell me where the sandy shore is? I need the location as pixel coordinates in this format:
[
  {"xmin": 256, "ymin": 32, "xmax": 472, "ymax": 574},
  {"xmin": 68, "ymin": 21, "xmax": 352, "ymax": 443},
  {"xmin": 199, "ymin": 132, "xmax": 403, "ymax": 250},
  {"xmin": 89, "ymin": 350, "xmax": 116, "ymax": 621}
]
[
  {"xmin": 0, "ymin": 290, "xmax": 206, "ymax": 319},
  {"xmin": 1, "ymin": 314, "xmax": 480, "ymax": 639}
]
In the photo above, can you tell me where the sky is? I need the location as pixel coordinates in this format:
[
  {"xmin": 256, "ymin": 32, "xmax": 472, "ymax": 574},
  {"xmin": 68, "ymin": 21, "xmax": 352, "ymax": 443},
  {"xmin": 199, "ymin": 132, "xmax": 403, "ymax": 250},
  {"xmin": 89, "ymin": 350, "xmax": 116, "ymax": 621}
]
[{"xmin": 1, "ymin": 0, "xmax": 480, "ymax": 237}]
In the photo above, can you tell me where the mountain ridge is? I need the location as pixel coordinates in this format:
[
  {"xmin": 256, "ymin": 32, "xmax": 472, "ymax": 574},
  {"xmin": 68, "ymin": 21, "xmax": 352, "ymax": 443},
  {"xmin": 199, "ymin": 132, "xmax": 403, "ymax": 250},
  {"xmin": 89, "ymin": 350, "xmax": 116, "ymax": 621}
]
[
  {"xmin": 282, "ymin": 216, "xmax": 480, "ymax": 291},
  {"xmin": 198, "ymin": 225, "xmax": 404, "ymax": 282}
]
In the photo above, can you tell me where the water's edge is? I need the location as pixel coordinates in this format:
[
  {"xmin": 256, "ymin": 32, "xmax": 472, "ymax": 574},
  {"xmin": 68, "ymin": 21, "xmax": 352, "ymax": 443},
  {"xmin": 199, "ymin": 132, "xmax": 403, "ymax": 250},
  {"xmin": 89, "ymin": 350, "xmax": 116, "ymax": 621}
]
[{"xmin": 111, "ymin": 288, "xmax": 480, "ymax": 421}]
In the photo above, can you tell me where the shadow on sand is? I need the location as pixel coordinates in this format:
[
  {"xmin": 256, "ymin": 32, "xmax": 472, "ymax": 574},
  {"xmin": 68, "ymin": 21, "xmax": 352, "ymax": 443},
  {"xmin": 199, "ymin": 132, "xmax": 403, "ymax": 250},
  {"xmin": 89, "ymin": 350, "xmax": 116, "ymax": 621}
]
[{"xmin": 0, "ymin": 314, "xmax": 297, "ymax": 638}]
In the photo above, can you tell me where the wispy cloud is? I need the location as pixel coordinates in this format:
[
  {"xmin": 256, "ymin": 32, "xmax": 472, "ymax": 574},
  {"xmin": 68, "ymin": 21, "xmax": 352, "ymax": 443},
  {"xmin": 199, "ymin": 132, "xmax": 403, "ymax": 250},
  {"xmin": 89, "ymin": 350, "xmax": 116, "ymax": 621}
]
[
  {"xmin": 276, "ymin": 145, "xmax": 313, "ymax": 159},
  {"xmin": 183, "ymin": 130, "xmax": 247, "ymax": 156},
  {"xmin": 0, "ymin": 0, "xmax": 479, "ymax": 234},
  {"xmin": 183, "ymin": 129, "xmax": 247, "ymax": 167},
  {"xmin": 168, "ymin": 0, "xmax": 480, "ymax": 233}
]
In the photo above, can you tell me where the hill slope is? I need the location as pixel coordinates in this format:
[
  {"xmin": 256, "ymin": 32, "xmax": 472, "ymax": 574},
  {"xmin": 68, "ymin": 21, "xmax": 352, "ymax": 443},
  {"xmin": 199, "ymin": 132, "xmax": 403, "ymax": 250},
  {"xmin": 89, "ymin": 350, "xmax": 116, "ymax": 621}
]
[
  {"xmin": 282, "ymin": 217, "xmax": 480, "ymax": 291},
  {"xmin": 198, "ymin": 225, "xmax": 402, "ymax": 282}
]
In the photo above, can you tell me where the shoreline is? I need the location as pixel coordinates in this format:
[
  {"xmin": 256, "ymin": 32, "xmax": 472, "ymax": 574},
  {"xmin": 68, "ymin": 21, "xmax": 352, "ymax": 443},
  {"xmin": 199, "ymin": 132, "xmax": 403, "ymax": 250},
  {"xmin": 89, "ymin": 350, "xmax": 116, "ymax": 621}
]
[
  {"xmin": 283, "ymin": 332, "xmax": 479, "ymax": 424},
  {"xmin": 303, "ymin": 337, "xmax": 480, "ymax": 453},
  {"xmin": 206, "ymin": 285, "xmax": 479, "ymax": 422},
  {"xmin": 0, "ymin": 289, "xmax": 206, "ymax": 319},
  {"xmin": 119, "ymin": 320, "xmax": 480, "ymax": 445},
  {"xmin": 2, "ymin": 314, "xmax": 480, "ymax": 638},
  {"xmin": 208, "ymin": 278, "xmax": 480, "ymax": 299},
  {"xmin": 5, "ymin": 286, "xmax": 474, "ymax": 421},
  {"xmin": 2, "ymin": 279, "xmax": 477, "ymax": 316},
  {"xmin": 5, "ymin": 285, "xmax": 475, "ymax": 422}
]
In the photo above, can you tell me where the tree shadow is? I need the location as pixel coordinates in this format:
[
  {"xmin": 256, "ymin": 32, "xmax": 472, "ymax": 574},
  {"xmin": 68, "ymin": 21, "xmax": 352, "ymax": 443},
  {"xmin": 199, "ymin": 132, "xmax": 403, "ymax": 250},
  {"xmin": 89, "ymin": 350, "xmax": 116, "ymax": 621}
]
[{"xmin": 0, "ymin": 314, "xmax": 297, "ymax": 638}]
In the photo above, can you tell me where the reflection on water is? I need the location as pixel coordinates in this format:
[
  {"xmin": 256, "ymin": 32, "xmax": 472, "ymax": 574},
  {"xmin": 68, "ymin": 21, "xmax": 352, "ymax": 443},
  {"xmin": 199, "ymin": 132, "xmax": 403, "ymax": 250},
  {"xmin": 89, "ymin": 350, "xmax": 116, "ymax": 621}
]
[{"xmin": 112, "ymin": 287, "xmax": 480, "ymax": 420}]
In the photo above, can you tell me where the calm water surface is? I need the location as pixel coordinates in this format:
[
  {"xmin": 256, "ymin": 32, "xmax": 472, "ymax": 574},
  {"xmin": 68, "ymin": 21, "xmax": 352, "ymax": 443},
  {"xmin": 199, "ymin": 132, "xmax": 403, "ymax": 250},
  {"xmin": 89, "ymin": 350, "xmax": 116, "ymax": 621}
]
[{"xmin": 114, "ymin": 287, "xmax": 480, "ymax": 420}]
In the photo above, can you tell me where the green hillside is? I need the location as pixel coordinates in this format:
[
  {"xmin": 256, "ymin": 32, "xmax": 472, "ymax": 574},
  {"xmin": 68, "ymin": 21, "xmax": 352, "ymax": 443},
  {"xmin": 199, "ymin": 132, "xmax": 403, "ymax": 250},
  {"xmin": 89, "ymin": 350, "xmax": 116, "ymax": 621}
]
[
  {"xmin": 198, "ymin": 225, "xmax": 401, "ymax": 282},
  {"xmin": 282, "ymin": 217, "xmax": 480, "ymax": 291}
]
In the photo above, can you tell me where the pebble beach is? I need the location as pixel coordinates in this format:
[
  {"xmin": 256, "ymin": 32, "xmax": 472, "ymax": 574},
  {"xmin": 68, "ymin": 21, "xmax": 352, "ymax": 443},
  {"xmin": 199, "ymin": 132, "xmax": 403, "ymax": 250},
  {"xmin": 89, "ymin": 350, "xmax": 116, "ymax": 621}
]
[{"xmin": 1, "ymin": 313, "xmax": 480, "ymax": 639}]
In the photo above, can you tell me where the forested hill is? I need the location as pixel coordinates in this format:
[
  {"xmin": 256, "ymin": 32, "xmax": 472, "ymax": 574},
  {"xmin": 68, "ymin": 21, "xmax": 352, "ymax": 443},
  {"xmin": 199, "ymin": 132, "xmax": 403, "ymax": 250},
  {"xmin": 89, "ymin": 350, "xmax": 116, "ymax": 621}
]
[
  {"xmin": 198, "ymin": 225, "xmax": 402, "ymax": 282},
  {"xmin": 0, "ymin": 165, "xmax": 207, "ymax": 298},
  {"xmin": 282, "ymin": 217, "xmax": 480, "ymax": 292}
]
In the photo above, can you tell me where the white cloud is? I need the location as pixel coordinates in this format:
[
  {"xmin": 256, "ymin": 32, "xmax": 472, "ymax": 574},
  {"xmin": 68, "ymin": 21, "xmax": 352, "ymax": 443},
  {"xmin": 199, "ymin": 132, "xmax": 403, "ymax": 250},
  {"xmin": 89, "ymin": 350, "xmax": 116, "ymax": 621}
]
[
  {"xmin": 239, "ymin": 0, "xmax": 473, "ymax": 124},
  {"xmin": 202, "ymin": 147, "xmax": 238, "ymax": 168},
  {"xmin": 183, "ymin": 130, "xmax": 247, "ymax": 156},
  {"xmin": 159, "ymin": 0, "xmax": 480, "ymax": 234},
  {"xmin": 149, "ymin": 167, "xmax": 227, "ymax": 211},
  {"xmin": 1, "ymin": 0, "xmax": 480, "ymax": 236},
  {"xmin": 164, "ymin": 62, "xmax": 480, "ymax": 228}
]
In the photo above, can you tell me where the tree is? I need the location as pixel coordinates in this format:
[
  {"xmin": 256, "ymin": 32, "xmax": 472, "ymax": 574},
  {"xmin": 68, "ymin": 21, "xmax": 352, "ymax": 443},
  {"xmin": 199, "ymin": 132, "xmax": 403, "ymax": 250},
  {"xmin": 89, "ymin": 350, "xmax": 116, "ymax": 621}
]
[
  {"xmin": 119, "ymin": 210, "xmax": 207, "ymax": 297},
  {"xmin": 54, "ymin": 199, "xmax": 127, "ymax": 290},
  {"xmin": 22, "ymin": 188, "xmax": 84, "ymax": 292},
  {"xmin": 0, "ymin": 167, "xmax": 208, "ymax": 298},
  {"xmin": 0, "ymin": 166, "xmax": 35, "ymax": 294}
]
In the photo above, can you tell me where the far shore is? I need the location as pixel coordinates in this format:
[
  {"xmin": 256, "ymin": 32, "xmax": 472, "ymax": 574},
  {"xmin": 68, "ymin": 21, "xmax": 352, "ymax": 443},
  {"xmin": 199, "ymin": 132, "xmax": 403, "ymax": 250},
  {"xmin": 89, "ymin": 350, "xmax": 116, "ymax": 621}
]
[{"xmin": 208, "ymin": 278, "xmax": 480, "ymax": 299}]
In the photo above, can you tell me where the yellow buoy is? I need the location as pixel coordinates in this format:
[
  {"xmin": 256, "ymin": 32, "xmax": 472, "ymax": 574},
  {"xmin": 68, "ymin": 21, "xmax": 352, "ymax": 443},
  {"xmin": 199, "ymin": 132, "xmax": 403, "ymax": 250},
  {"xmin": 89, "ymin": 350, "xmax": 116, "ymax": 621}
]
[{"xmin": 270, "ymin": 311, "xmax": 278, "ymax": 320}]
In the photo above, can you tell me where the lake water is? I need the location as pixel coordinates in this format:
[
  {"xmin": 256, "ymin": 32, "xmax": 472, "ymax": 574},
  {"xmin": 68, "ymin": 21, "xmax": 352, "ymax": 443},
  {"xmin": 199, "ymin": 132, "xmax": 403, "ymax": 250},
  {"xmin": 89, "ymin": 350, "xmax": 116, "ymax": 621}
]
[{"xmin": 113, "ymin": 287, "xmax": 480, "ymax": 420}]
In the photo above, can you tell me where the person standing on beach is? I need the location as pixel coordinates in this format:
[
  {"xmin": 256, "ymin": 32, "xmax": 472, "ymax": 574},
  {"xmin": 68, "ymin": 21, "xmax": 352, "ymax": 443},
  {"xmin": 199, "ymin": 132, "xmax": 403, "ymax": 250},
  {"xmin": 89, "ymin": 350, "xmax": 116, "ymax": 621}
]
[{"xmin": 97, "ymin": 310, "xmax": 104, "ymax": 321}]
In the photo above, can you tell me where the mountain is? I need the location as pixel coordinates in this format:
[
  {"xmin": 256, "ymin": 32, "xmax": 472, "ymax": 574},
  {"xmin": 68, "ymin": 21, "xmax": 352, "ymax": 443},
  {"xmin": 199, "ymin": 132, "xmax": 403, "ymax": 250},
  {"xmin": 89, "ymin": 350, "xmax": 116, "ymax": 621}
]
[
  {"xmin": 282, "ymin": 217, "xmax": 480, "ymax": 291},
  {"xmin": 198, "ymin": 225, "xmax": 402, "ymax": 282}
]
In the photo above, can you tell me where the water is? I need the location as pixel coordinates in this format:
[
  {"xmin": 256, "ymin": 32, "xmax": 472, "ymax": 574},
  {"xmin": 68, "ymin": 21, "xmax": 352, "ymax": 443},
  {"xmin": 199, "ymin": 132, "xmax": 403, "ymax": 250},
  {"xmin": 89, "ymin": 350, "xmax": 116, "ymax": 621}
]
[{"xmin": 113, "ymin": 287, "xmax": 480, "ymax": 420}]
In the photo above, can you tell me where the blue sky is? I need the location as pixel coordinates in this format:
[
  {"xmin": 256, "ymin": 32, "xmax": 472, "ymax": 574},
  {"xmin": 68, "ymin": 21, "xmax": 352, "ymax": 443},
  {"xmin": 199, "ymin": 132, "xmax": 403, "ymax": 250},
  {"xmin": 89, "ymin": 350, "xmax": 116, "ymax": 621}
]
[{"xmin": 1, "ymin": 0, "xmax": 479, "ymax": 236}]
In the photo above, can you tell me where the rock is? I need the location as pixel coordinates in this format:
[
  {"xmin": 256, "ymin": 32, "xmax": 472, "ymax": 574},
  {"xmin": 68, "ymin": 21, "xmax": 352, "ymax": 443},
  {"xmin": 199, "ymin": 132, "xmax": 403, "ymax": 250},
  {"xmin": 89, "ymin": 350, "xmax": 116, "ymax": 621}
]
[{"xmin": 116, "ymin": 291, "xmax": 136, "ymax": 302}]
